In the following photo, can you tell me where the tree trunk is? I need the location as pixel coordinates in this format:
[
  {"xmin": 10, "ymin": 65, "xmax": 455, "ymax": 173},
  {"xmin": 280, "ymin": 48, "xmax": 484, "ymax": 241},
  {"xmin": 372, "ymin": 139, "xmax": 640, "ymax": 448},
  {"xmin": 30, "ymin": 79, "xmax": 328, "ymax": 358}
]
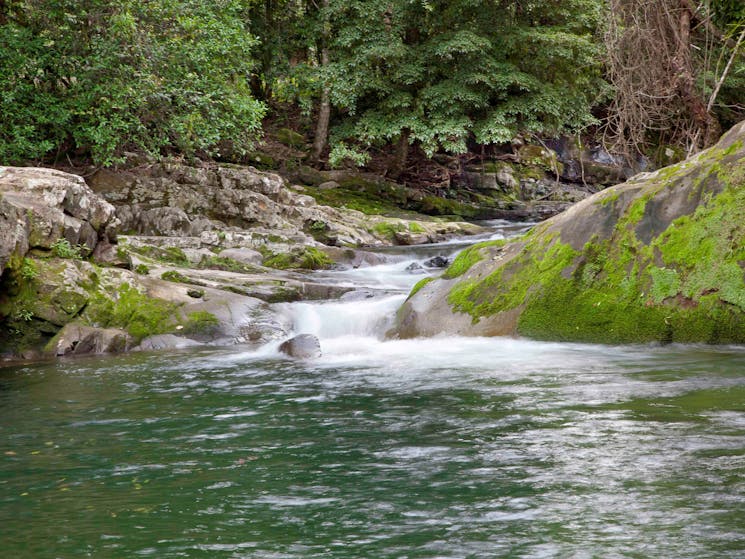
[
  {"xmin": 310, "ymin": 0, "xmax": 330, "ymax": 166},
  {"xmin": 310, "ymin": 49, "xmax": 330, "ymax": 165},
  {"xmin": 389, "ymin": 129, "xmax": 410, "ymax": 180},
  {"xmin": 673, "ymin": 4, "xmax": 719, "ymax": 148}
]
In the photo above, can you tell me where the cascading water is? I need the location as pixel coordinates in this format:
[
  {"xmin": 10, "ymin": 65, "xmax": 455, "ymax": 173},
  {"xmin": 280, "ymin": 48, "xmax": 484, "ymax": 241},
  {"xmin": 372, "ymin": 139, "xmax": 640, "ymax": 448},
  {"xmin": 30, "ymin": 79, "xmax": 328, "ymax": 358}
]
[{"xmin": 274, "ymin": 219, "xmax": 532, "ymax": 350}]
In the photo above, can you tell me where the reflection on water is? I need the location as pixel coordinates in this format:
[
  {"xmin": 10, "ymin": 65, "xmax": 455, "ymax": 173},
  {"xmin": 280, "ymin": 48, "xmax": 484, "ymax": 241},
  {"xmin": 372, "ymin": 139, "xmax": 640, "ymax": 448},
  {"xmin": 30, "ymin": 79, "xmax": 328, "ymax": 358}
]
[{"xmin": 2, "ymin": 342, "xmax": 745, "ymax": 558}]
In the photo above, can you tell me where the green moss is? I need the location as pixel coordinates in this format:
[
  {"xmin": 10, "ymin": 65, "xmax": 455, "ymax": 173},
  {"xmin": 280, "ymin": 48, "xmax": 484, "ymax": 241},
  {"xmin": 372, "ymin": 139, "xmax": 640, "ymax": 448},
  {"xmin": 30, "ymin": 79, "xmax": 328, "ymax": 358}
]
[
  {"xmin": 263, "ymin": 247, "xmax": 333, "ymax": 270},
  {"xmin": 84, "ymin": 283, "xmax": 180, "ymax": 343},
  {"xmin": 198, "ymin": 256, "xmax": 261, "ymax": 273},
  {"xmin": 182, "ymin": 311, "xmax": 220, "ymax": 337},
  {"xmin": 371, "ymin": 221, "xmax": 405, "ymax": 240},
  {"xmin": 448, "ymin": 236, "xmax": 578, "ymax": 322},
  {"xmin": 0, "ymin": 258, "xmax": 43, "ymax": 352},
  {"xmin": 309, "ymin": 187, "xmax": 405, "ymax": 216},
  {"xmin": 416, "ymin": 196, "xmax": 478, "ymax": 218},
  {"xmin": 161, "ymin": 270, "xmax": 191, "ymax": 283},
  {"xmin": 276, "ymin": 127, "xmax": 306, "ymax": 148},
  {"xmin": 265, "ymin": 286, "xmax": 302, "ymax": 303},
  {"xmin": 649, "ymin": 267, "xmax": 681, "ymax": 303},
  {"xmin": 440, "ymin": 138, "xmax": 745, "ymax": 344},
  {"xmin": 596, "ymin": 189, "xmax": 621, "ymax": 207},
  {"xmin": 134, "ymin": 264, "xmax": 150, "ymax": 275},
  {"xmin": 407, "ymin": 277, "xmax": 435, "ymax": 299},
  {"xmin": 129, "ymin": 245, "xmax": 189, "ymax": 266},
  {"xmin": 408, "ymin": 222, "xmax": 425, "ymax": 233},
  {"xmin": 442, "ymin": 240, "xmax": 502, "ymax": 279}
]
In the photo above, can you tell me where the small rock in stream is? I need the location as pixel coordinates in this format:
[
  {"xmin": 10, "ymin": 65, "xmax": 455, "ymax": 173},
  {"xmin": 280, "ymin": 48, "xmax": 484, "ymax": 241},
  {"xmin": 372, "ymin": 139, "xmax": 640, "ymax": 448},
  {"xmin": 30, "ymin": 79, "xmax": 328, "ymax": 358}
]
[
  {"xmin": 279, "ymin": 334, "xmax": 322, "ymax": 359},
  {"xmin": 423, "ymin": 255, "xmax": 450, "ymax": 268},
  {"xmin": 405, "ymin": 262, "xmax": 424, "ymax": 272}
]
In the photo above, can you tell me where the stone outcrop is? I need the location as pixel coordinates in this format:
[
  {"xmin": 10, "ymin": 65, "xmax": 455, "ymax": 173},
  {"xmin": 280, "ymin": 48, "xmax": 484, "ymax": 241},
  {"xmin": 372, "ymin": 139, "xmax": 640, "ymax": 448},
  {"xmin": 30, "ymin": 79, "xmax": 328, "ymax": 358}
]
[
  {"xmin": 0, "ymin": 166, "xmax": 118, "ymax": 275},
  {"xmin": 393, "ymin": 121, "xmax": 745, "ymax": 344},
  {"xmin": 88, "ymin": 162, "xmax": 479, "ymax": 247}
]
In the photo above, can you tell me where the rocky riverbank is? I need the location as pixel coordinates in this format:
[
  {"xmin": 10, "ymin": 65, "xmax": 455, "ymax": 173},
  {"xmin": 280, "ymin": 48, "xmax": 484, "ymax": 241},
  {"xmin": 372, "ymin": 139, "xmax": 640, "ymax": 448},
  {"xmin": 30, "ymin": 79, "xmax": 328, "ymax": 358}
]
[
  {"xmin": 393, "ymin": 121, "xmax": 745, "ymax": 344},
  {"xmin": 0, "ymin": 163, "xmax": 480, "ymax": 364}
]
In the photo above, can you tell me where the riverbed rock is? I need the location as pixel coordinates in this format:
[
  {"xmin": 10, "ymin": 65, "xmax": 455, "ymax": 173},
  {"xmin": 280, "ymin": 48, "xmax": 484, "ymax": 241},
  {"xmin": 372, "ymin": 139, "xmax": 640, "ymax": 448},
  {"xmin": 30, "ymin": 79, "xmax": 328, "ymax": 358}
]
[
  {"xmin": 393, "ymin": 120, "xmax": 745, "ymax": 345},
  {"xmin": 423, "ymin": 256, "xmax": 449, "ymax": 268},
  {"xmin": 88, "ymin": 162, "xmax": 482, "ymax": 248},
  {"xmin": 279, "ymin": 334, "xmax": 322, "ymax": 359},
  {"xmin": 135, "ymin": 334, "xmax": 202, "ymax": 351},
  {"xmin": 47, "ymin": 324, "xmax": 132, "ymax": 356},
  {"xmin": 217, "ymin": 248, "xmax": 263, "ymax": 266}
]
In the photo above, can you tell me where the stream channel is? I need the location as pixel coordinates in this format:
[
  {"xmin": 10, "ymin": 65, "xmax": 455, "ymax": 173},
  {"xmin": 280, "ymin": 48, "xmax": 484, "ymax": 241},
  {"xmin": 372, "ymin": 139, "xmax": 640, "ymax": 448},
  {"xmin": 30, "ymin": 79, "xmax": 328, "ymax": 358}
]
[{"xmin": 2, "ymin": 220, "xmax": 745, "ymax": 558}]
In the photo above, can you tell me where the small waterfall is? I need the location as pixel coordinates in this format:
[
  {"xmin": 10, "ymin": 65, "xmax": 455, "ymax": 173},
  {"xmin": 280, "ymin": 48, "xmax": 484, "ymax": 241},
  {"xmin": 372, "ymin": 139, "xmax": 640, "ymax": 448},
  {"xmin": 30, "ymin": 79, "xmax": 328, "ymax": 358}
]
[
  {"xmin": 272, "ymin": 220, "xmax": 534, "ymax": 350},
  {"xmin": 281, "ymin": 294, "xmax": 406, "ymax": 340}
]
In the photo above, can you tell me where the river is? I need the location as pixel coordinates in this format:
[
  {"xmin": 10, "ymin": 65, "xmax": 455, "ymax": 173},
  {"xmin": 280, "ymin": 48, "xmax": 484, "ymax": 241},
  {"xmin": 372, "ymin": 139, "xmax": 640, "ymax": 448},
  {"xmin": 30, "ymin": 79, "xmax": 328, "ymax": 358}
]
[{"xmin": 2, "ymin": 221, "xmax": 745, "ymax": 558}]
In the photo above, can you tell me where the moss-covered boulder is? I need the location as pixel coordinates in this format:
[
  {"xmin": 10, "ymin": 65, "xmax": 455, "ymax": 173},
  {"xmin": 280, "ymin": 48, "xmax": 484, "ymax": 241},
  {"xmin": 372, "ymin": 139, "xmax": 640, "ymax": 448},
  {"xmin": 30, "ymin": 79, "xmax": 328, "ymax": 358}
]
[{"xmin": 393, "ymin": 121, "xmax": 745, "ymax": 344}]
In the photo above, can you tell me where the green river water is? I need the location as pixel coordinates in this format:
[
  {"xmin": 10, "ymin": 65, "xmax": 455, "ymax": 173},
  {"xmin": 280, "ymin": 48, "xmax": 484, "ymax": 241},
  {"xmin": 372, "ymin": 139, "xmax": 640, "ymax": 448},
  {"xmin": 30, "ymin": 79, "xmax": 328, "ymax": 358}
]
[
  {"xmin": 2, "ymin": 341, "xmax": 745, "ymax": 558},
  {"xmin": 2, "ymin": 223, "xmax": 745, "ymax": 558}
]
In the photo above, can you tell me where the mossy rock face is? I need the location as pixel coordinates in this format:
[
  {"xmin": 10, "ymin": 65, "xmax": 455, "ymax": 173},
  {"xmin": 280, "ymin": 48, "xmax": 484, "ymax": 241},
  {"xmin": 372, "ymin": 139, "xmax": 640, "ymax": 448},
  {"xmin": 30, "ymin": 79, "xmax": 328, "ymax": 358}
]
[
  {"xmin": 276, "ymin": 128, "xmax": 306, "ymax": 149},
  {"xmin": 262, "ymin": 246, "xmax": 333, "ymax": 270},
  {"xmin": 518, "ymin": 144, "xmax": 563, "ymax": 175},
  {"xmin": 393, "ymin": 121, "xmax": 745, "ymax": 345},
  {"xmin": 0, "ymin": 257, "xmax": 99, "ymax": 353}
]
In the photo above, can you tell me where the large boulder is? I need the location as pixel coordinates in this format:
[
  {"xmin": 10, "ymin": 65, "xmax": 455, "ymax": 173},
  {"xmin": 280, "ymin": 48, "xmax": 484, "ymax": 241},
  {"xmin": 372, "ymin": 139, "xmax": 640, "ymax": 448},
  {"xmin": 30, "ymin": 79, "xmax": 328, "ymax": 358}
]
[
  {"xmin": 47, "ymin": 324, "xmax": 132, "ymax": 356},
  {"xmin": 0, "ymin": 167, "xmax": 118, "ymax": 275},
  {"xmin": 393, "ymin": 121, "xmax": 745, "ymax": 345}
]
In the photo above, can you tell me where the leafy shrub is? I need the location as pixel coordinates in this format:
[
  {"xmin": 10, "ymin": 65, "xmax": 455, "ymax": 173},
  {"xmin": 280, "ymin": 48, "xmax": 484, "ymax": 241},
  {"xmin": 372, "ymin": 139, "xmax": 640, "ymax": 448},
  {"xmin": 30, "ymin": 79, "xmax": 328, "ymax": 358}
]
[
  {"xmin": 19, "ymin": 258, "xmax": 38, "ymax": 280},
  {"xmin": 51, "ymin": 239, "xmax": 83, "ymax": 260},
  {"xmin": 0, "ymin": 1, "xmax": 266, "ymax": 165}
]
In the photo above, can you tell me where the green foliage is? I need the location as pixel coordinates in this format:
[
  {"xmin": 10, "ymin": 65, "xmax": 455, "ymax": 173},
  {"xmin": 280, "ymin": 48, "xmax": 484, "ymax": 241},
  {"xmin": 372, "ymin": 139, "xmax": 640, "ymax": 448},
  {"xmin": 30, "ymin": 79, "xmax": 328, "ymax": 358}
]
[
  {"xmin": 182, "ymin": 310, "xmax": 220, "ymax": 336},
  {"xmin": 323, "ymin": 0, "xmax": 606, "ymax": 159},
  {"xmin": 51, "ymin": 239, "xmax": 83, "ymax": 260},
  {"xmin": 328, "ymin": 144, "xmax": 371, "ymax": 168},
  {"xmin": 19, "ymin": 258, "xmax": 38, "ymax": 280},
  {"xmin": 133, "ymin": 264, "xmax": 150, "ymax": 275},
  {"xmin": 85, "ymin": 283, "xmax": 178, "ymax": 342},
  {"xmin": 0, "ymin": 0, "xmax": 265, "ymax": 165}
]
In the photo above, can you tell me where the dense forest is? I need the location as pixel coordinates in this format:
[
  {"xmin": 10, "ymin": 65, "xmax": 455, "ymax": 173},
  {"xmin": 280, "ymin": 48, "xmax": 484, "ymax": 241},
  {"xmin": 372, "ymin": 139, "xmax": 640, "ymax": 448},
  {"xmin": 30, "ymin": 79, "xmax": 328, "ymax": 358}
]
[{"xmin": 1, "ymin": 0, "xmax": 743, "ymax": 176}]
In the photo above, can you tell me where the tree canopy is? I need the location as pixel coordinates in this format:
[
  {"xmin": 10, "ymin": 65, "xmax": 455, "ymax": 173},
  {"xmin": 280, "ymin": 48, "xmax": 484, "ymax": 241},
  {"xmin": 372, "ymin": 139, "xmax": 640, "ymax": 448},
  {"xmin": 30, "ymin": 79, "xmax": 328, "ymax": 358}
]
[
  {"xmin": 0, "ymin": 0, "xmax": 742, "ymax": 168},
  {"xmin": 0, "ymin": 0, "xmax": 265, "ymax": 165}
]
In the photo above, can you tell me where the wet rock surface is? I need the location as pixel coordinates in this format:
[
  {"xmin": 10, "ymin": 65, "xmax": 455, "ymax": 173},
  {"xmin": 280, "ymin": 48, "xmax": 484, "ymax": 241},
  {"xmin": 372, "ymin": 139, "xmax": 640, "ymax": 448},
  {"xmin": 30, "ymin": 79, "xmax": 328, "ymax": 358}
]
[{"xmin": 279, "ymin": 334, "xmax": 322, "ymax": 359}]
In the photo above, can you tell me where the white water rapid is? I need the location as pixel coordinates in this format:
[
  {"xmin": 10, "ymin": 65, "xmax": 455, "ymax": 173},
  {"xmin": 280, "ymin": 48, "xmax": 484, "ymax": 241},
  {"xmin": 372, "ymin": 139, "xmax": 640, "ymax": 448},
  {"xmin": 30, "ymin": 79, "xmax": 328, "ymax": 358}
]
[{"xmin": 264, "ymin": 220, "xmax": 533, "ymax": 358}]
